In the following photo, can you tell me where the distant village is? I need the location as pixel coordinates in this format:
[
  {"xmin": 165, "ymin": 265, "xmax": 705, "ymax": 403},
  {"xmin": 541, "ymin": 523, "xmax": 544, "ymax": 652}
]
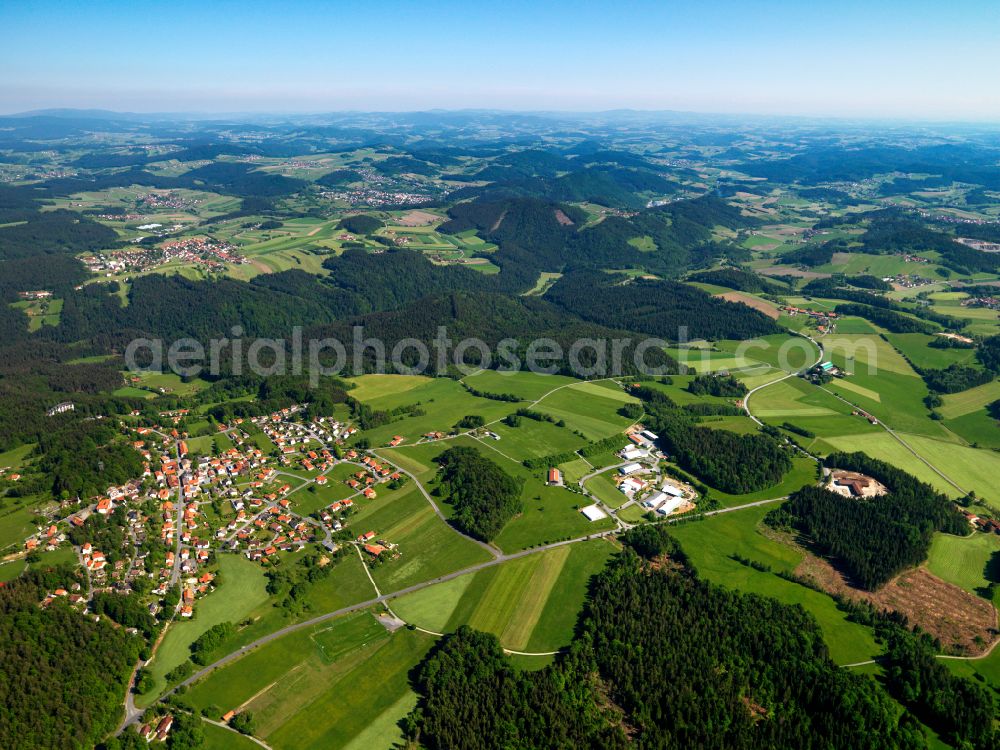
[{"xmin": 81, "ymin": 236, "xmax": 248, "ymax": 276}]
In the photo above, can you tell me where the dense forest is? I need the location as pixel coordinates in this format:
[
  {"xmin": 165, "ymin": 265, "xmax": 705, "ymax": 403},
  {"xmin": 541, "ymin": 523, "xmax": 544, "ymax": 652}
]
[
  {"xmin": 0, "ymin": 568, "xmax": 140, "ymax": 749},
  {"xmin": 918, "ymin": 363, "xmax": 993, "ymax": 394},
  {"xmin": 34, "ymin": 420, "xmax": 145, "ymax": 499},
  {"xmin": 435, "ymin": 446, "xmax": 524, "ymax": 541},
  {"xmin": 687, "ymin": 373, "xmax": 748, "ymax": 397},
  {"xmin": 631, "ymin": 385, "xmax": 792, "ymax": 493},
  {"xmin": 407, "ymin": 526, "xmax": 927, "ymax": 750},
  {"xmin": 766, "ymin": 452, "xmax": 969, "ymax": 590},
  {"xmin": 687, "ymin": 267, "xmax": 782, "ymax": 293},
  {"xmin": 883, "ymin": 626, "xmax": 998, "ymax": 749},
  {"xmin": 547, "ymin": 271, "xmax": 781, "ymax": 342}
]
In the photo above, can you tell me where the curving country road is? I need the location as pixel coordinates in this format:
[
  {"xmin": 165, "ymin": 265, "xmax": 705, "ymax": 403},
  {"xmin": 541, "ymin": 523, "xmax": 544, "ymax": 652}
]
[{"xmin": 123, "ymin": 489, "xmax": 789, "ymax": 730}]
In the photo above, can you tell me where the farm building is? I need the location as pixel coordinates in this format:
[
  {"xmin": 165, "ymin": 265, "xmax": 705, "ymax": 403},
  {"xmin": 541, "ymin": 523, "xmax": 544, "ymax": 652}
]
[
  {"xmin": 580, "ymin": 504, "xmax": 607, "ymax": 522},
  {"xmin": 620, "ymin": 446, "xmax": 647, "ymax": 462},
  {"xmin": 827, "ymin": 470, "xmax": 888, "ymax": 499},
  {"xmin": 656, "ymin": 497, "xmax": 687, "ymax": 516},
  {"xmin": 661, "ymin": 483, "xmax": 684, "ymax": 498}
]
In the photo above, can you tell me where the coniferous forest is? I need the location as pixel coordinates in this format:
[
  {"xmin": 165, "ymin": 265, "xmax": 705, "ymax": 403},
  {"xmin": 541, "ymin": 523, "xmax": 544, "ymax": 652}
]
[
  {"xmin": 435, "ymin": 446, "xmax": 524, "ymax": 541},
  {"xmin": 632, "ymin": 385, "xmax": 792, "ymax": 493},
  {"xmin": 766, "ymin": 452, "xmax": 970, "ymax": 590},
  {"xmin": 406, "ymin": 527, "xmax": 929, "ymax": 750},
  {"xmin": 0, "ymin": 568, "xmax": 140, "ymax": 750}
]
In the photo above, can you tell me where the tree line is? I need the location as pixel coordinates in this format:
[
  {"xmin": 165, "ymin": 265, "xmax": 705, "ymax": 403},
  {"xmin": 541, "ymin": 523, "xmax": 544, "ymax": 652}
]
[{"xmin": 766, "ymin": 451, "xmax": 969, "ymax": 590}]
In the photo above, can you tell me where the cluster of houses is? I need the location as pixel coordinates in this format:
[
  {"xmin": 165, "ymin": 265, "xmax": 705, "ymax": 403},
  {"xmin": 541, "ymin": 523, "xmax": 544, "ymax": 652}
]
[
  {"xmin": 81, "ymin": 235, "xmax": 247, "ymax": 278},
  {"xmin": 887, "ymin": 273, "xmax": 933, "ymax": 289},
  {"xmin": 138, "ymin": 715, "xmax": 174, "ymax": 744},
  {"xmin": 16, "ymin": 396, "xmax": 408, "ymax": 638},
  {"xmin": 137, "ymin": 191, "xmax": 195, "ymax": 211},
  {"xmin": 961, "ymin": 295, "xmax": 1000, "ymax": 311},
  {"xmin": 40, "ymin": 584, "xmax": 87, "ymax": 609},
  {"xmin": 356, "ymin": 529, "xmax": 399, "ymax": 561},
  {"xmin": 240, "ymin": 501, "xmax": 318, "ymax": 564},
  {"xmin": 321, "ymin": 184, "xmax": 439, "ymax": 208},
  {"xmin": 780, "ymin": 305, "xmax": 837, "ymax": 332},
  {"xmin": 962, "ymin": 512, "xmax": 1000, "ymax": 535},
  {"xmin": 254, "ymin": 411, "xmax": 356, "ymax": 457},
  {"xmin": 158, "ymin": 236, "xmax": 248, "ymax": 267}
]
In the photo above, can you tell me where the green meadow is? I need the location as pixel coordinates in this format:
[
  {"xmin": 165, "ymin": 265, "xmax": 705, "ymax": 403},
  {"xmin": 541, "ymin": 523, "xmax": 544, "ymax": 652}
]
[
  {"xmin": 138, "ymin": 555, "xmax": 270, "ymax": 706},
  {"xmin": 670, "ymin": 508, "xmax": 881, "ymax": 665},
  {"xmin": 927, "ymin": 532, "xmax": 1000, "ymax": 595},
  {"xmin": 392, "ymin": 539, "xmax": 615, "ymax": 652},
  {"xmin": 184, "ymin": 611, "xmax": 435, "ymax": 750}
]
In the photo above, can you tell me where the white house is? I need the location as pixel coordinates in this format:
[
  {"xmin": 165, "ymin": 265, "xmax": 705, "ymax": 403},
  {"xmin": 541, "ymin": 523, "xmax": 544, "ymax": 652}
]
[
  {"xmin": 642, "ymin": 491, "xmax": 668, "ymax": 509},
  {"xmin": 620, "ymin": 447, "xmax": 647, "ymax": 462},
  {"xmin": 656, "ymin": 497, "xmax": 686, "ymax": 516}
]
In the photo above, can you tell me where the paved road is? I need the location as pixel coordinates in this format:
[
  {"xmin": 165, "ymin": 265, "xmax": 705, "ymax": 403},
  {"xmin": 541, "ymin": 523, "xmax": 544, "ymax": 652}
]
[
  {"xmin": 155, "ymin": 528, "xmax": 620, "ymax": 708},
  {"xmin": 371, "ymin": 452, "xmax": 502, "ymax": 561},
  {"xmin": 815, "ymin": 384, "xmax": 968, "ymax": 496},
  {"xmin": 134, "ymin": 493, "xmax": 788, "ymax": 717},
  {"xmin": 742, "ymin": 332, "xmax": 824, "ymax": 428}
]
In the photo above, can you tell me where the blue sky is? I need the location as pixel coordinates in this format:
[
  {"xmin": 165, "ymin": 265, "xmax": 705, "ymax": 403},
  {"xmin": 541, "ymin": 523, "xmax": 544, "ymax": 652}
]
[{"xmin": 2, "ymin": 0, "xmax": 999, "ymax": 119}]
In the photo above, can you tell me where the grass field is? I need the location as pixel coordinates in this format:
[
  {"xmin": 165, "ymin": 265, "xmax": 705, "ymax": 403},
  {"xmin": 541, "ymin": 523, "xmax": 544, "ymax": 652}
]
[
  {"xmin": 821, "ymin": 430, "xmax": 1000, "ymax": 501},
  {"xmin": 0, "ymin": 502, "xmax": 42, "ymax": 554},
  {"xmin": 344, "ymin": 374, "xmax": 431, "ymax": 401},
  {"xmin": 584, "ymin": 469, "xmax": 628, "ymax": 508},
  {"xmin": 558, "ymin": 456, "xmax": 593, "ymax": 484},
  {"xmin": 522, "ymin": 271, "xmax": 563, "ymax": 296},
  {"xmin": 138, "ymin": 555, "xmax": 269, "ymax": 705},
  {"xmin": 462, "ymin": 370, "xmax": 580, "ymax": 401},
  {"xmin": 347, "ymin": 377, "xmax": 516, "ymax": 446},
  {"xmin": 185, "ymin": 611, "xmax": 435, "ymax": 750},
  {"xmin": 927, "ymin": 532, "xmax": 1000, "ymax": 595},
  {"xmin": 0, "ymin": 443, "xmax": 34, "ymax": 469},
  {"xmin": 488, "ymin": 418, "xmax": 587, "ymax": 461},
  {"xmin": 715, "ymin": 333, "xmax": 819, "ymax": 373},
  {"xmin": 749, "ymin": 376, "xmax": 884, "ymax": 453},
  {"xmin": 202, "ymin": 721, "xmax": 262, "ymax": 750},
  {"xmin": 532, "ymin": 384, "xmax": 635, "ymax": 441},
  {"xmin": 393, "ymin": 539, "xmax": 615, "ymax": 652},
  {"xmin": 378, "ymin": 436, "xmax": 616, "ymax": 551},
  {"xmin": 349, "ymin": 484, "xmax": 493, "ymax": 592},
  {"xmin": 898, "ymin": 433, "xmax": 1000, "ymax": 502},
  {"xmin": 938, "ymin": 379, "xmax": 1000, "ymax": 419},
  {"xmin": 670, "ymin": 509, "xmax": 882, "ymax": 665},
  {"xmin": 813, "ymin": 251, "xmax": 943, "ymax": 278},
  {"xmin": 943, "ymin": 641, "xmax": 1000, "ymax": 692},
  {"xmin": 822, "ymin": 334, "xmax": 952, "ymax": 439},
  {"xmin": 884, "ymin": 333, "xmax": 977, "ymax": 370},
  {"xmin": 189, "ymin": 550, "xmax": 377, "ymax": 672},
  {"xmin": 942, "ymin": 409, "xmax": 1000, "ymax": 449},
  {"xmin": 833, "ymin": 316, "xmax": 878, "ymax": 334}
]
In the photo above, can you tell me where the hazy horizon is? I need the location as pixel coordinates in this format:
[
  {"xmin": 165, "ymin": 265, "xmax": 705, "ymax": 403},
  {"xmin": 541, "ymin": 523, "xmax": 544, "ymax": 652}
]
[{"xmin": 3, "ymin": 0, "xmax": 1000, "ymax": 120}]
